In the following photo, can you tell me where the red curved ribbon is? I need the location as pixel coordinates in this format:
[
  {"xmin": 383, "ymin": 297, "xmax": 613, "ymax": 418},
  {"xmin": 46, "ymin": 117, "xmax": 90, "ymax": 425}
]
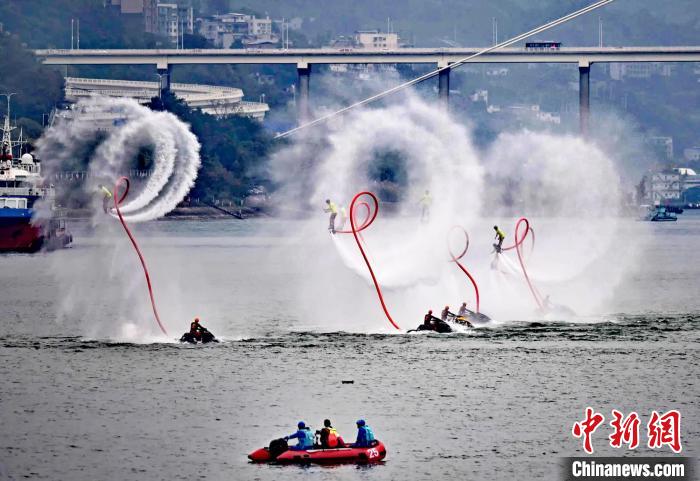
[
  {"xmin": 510, "ymin": 217, "xmax": 544, "ymax": 310},
  {"xmin": 447, "ymin": 226, "xmax": 481, "ymax": 313},
  {"xmin": 335, "ymin": 201, "xmax": 373, "ymax": 234},
  {"xmin": 501, "ymin": 223, "xmax": 536, "ymax": 258},
  {"xmin": 113, "ymin": 177, "xmax": 169, "ymax": 336},
  {"xmin": 349, "ymin": 191, "xmax": 401, "ymax": 330}
]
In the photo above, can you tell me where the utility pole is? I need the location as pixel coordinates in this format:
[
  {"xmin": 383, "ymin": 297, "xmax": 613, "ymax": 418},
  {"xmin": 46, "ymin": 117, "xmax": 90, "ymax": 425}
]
[
  {"xmin": 598, "ymin": 17, "xmax": 603, "ymax": 47},
  {"xmin": 492, "ymin": 17, "xmax": 498, "ymax": 46},
  {"xmin": 71, "ymin": 18, "xmax": 74, "ymax": 50},
  {"xmin": 1, "ymin": 92, "xmax": 17, "ymax": 117},
  {"xmin": 155, "ymin": 73, "xmax": 164, "ymax": 100},
  {"xmin": 77, "ymin": 18, "xmax": 80, "ymax": 49}
]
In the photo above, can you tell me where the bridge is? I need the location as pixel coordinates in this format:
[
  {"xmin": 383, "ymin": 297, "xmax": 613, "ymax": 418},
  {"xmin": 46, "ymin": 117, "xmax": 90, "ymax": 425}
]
[{"xmin": 35, "ymin": 46, "xmax": 700, "ymax": 131}]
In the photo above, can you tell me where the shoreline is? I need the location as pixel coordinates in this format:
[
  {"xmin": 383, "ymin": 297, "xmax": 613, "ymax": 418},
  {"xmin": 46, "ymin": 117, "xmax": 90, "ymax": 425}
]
[{"xmin": 61, "ymin": 205, "xmax": 269, "ymax": 220}]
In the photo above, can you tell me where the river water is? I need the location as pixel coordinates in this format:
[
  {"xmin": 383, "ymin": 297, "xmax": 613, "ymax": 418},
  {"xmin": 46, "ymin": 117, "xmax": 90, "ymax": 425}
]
[{"xmin": 0, "ymin": 212, "xmax": 698, "ymax": 481}]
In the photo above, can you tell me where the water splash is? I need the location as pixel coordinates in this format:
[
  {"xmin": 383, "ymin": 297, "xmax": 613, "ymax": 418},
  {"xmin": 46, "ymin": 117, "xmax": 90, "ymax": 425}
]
[{"xmin": 36, "ymin": 96, "xmax": 200, "ymax": 222}]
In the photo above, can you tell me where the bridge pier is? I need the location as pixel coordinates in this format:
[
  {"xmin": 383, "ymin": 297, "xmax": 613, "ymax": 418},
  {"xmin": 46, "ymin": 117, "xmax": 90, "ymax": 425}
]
[
  {"xmin": 438, "ymin": 62, "xmax": 450, "ymax": 110},
  {"xmin": 157, "ymin": 65, "xmax": 172, "ymax": 98},
  {"xmin": 579, "ymin": 61, "xmax": 590, "ymax": 137},
  {"xmin": 297, "ymin": 63, "xmax": 311, "ymax": 125}
]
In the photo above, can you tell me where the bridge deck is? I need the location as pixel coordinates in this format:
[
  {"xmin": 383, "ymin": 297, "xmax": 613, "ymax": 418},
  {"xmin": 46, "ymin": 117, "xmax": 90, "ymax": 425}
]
[{"xmin": 35, "ymin": 46, "xmax": 700, "ymax": 67}]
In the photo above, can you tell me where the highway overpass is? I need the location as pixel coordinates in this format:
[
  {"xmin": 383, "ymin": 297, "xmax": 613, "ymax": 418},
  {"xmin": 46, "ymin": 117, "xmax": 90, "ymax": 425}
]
[{"xmin": 36, "ymin": 46, "xmax": 700, "ymax": 130}]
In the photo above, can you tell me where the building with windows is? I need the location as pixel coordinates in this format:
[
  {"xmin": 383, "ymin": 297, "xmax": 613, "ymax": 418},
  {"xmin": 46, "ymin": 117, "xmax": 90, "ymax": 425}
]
[
  {"xmin": 646, "ymin": 136, "xmax": 674, "ymax": 161},
  {"xmin": 156, "ymin": 3, "xmax": 179, "ymax": 44},
  {"xmin": 354, "ymin": 30, "xmax": 400, "ymax": 49},
  {"xmin": 197, "ymin": 13, "xmax": 277, "ymax": 48},
  {"xmin": 609, "ymin": 62, "xmax": 673, "ymax": 81},
  {"xmin": 641, "ymin": 168, "xmax": 700, "ymax": 205},
  {"xmin": 683, "ymin": 147, "xmax": 700, "ymax": 162},
  {"xmin": 643, "ymin": 171, "xmax": 682, "ymax": 204},
  {"xmin": 153, "ymin": 3, "xmax": 193, "ymax": 46},
  {"xmin": 143, "ymin": 0, "xmax": 158, "ymax": 33},
  {"xmin": 106, "ymin": 0, "xmax": 145, "ymax": 14},
  {"xmin": 248, "ymin": 17, "xmax": 272, "ymax": 36}
]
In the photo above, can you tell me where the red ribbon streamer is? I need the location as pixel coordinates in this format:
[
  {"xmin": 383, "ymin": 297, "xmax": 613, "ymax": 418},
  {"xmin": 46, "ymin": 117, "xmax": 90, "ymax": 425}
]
[
  {"xmin": 113, "ymin": 177, "xmax": 169, "ymax": 336},
  {"xmin": 448, "ymin": 226, "xmax": 481, "ymax": 313},
  {"xmin": 509, "ymin": 217, "xmax": 543, "ymax": 309},
  {"xmin": 349, "ymin": 191, "xmax": 401, "ymax": 330}
]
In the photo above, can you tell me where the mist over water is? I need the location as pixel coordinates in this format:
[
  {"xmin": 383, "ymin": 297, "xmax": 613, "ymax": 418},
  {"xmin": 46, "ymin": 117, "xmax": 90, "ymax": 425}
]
[
  {"xmin": 33, "ymin": 96, "xmax": 202, "ymax": 341},
  {"xmin": 25, "ymin": 89, "xmax": 642, "ymax": 339},
  {"xmin": 269, "ymin": 95, "xmax": 636, "ymax": 330}
]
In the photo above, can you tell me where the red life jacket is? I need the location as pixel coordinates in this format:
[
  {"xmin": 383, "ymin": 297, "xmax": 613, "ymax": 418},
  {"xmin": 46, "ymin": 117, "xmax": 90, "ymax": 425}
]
[{"xmin": 327, "ymin": 428, "xmax": 339, "ymax": 448}]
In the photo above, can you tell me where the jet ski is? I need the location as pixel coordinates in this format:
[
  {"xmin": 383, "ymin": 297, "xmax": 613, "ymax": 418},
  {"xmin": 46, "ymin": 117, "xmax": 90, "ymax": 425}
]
[
  {"xmin": 409, "ymin": 317, "xmax": 453, "ymax": 333},
  {"xmin": 179, "ymin": 328, "xmax": 218, "ymax": 344},
  {"xmin": 457, "ymin": 309, "xmax": 492, "ymax": 325},
  {"xmin": 249, "ymin": 438, "xmax": 386, "ymax": 464}
]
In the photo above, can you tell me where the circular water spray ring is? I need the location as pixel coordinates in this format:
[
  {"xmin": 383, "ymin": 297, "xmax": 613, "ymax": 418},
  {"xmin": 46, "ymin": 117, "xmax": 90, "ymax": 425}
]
[
  {"xmin": 447, "ymin": 226, "xmax": 481, "ymax": 313},
  {"xmin": 349, "ymin": 191, "xmax": 401, "ymax": 331},
  {"xmin": 113, "ymin": 176, "xmax": 169, "ymax": 336}
]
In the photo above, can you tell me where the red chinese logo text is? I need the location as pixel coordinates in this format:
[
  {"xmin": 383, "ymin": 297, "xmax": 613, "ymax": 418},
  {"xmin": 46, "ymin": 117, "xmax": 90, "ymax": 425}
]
[{"xmin": 572, "ymin": 408, "xmax": 682, "ymax": 454}]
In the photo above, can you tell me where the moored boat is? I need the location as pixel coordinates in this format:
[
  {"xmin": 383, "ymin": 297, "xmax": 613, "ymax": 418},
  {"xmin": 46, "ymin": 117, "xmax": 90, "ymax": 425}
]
[
  {"xmin": 645, "ymin": 205, "xmax": 677, "ymax": 222},
  {"xmin": 0, "ymin": 103, "xmax": 72, "ymax": 252}
]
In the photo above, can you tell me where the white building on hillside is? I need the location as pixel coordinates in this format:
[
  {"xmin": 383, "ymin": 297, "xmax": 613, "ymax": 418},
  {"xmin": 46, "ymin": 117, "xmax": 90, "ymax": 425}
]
[
  {"xmin": 154, "ymin": 3, "xmax": 193, "ymax": 46},
  {"xmin": 646, "ymin": 136, "xmax": 674, "ymax": 161},
  {"xmin": 683, "ymin": 147, "xmax": 700, "ymax": 162},
  {"xmin": 354, "ymin": 30, "xmax": 400, "ymax": 49},
  {"xmin": 643, "ymin": 171, "xmax": 682, "ymax": 204},
  {"xmin": 642, "ymin": 168, "xmax": 700, "ymax": 205},
  {"xmin": 197, "ymin": 13, "xmax": 277, "ymax": 48}
]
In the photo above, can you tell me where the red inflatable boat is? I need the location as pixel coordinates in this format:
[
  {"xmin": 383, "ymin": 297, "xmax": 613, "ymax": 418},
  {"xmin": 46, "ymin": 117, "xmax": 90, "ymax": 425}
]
[{"xmin": 249, "ymin": 440, "xmax": 386, "ymax": 464}]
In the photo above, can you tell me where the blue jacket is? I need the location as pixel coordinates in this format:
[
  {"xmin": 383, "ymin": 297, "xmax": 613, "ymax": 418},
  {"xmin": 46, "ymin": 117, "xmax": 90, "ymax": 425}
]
[
  {"xmin": 287, "ymin": 428, "xmax": 314, "ymax": 449},
  {"xmin": 355, "ymin": 425, "xmax": 375, "ymax": 447}
]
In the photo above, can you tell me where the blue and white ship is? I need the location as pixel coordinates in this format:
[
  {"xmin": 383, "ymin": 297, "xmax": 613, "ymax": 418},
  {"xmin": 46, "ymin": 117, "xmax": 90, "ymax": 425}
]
[{"xmin": 0, "ymin": 103, "xmax": 72, "ymax": 252}]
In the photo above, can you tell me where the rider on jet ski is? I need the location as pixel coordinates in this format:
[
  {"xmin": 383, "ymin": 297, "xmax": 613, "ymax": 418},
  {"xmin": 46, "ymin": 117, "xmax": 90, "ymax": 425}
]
[
  {"xmin": 421, "ymin": 310, "xmax": 441, "ymax": 330},
  {"xmin": 190, "ymin": 317, "xmax": 206, "ymax": 340}
]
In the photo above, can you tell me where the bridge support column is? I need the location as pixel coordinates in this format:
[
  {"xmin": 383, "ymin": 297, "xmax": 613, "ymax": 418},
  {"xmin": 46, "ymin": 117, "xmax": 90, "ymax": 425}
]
[
  {"xmin": 297, "ymin": 63, "xmax": 311, "ymax": 125},
  {"xmin": 438, "ymin": 61, "xmax": 450, "ymax": 110},
  {"xmin": 157, "ymin": 64, "xmax": 172, "ymax": 98},
  {"xmin": 579, "ymin": 61, "xmax": 590, "ymax": 137}
]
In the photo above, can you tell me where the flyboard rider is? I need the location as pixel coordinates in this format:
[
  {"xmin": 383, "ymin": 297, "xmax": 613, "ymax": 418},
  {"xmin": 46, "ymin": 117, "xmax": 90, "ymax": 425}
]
[{"xmin": 324, "ymin": 199, "xmax": 338, "ymax": 234}]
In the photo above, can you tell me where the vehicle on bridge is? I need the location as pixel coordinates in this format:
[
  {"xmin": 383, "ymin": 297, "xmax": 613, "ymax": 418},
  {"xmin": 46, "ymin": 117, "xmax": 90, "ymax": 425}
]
[{"xmin": 525, "ymin": 41, "xmax": 562, "ymax": 50}]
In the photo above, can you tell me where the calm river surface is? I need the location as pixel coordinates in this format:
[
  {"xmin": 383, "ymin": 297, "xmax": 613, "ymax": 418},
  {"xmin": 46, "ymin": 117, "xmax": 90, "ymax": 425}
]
[{"xmin": 1, "ymin": 213, "xmax": 698, "ymax": 480}]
